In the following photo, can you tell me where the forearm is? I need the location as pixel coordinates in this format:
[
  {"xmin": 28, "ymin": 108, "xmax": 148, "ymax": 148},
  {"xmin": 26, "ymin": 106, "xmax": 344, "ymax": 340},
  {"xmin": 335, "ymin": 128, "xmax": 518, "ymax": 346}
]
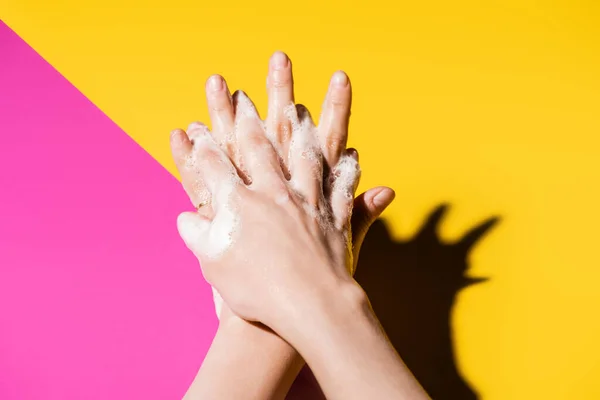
[
  {"xmin": 280, "ymin": 280, "xmax": 430, "ymax": 400},
  {"xmin": 184, "ymin": 316, "xmax": 304, "ymax": 400}
]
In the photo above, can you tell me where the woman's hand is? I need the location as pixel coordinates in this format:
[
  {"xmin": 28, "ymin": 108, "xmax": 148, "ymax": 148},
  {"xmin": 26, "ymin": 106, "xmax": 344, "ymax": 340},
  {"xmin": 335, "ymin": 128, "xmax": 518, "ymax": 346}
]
[
  {"xmin": 171, "ymin": 86, "xmax": 362, "ymax": 331},
  {"xmin": 170, "ymin": 52, "xmax": 395, "ymax": 319},
  {"xmin": 171, "ymin": 52, "xmax": 428, "ymax": 400}
]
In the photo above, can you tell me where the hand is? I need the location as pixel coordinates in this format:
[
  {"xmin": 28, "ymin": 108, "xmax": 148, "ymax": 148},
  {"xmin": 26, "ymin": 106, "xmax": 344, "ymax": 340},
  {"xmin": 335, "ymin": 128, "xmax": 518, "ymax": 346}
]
[
  {"xmin": 170, "ymin": 52, "xmax": 395, "ymax": 319},
  {"xmin": 172, "ymin": 84, "xmax": 363, "ymax": 331},
  {"xmin": 171, "ymin": 52, "xmax": 428, "ymax": 400}
]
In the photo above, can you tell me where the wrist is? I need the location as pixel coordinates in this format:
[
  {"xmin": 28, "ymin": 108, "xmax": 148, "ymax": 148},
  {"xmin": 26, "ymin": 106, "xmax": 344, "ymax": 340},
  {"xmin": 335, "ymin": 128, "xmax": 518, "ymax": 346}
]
[
  {"xmin": 278, "ymin": 282, "xmax": 428, "ymax": 400},
  {"xmin": 276, "ymin": 275, "xmax": 371, "ymax": 347},
  {"xmin": 188, "ymin": 308, "xmax": 305, "ymax": 400},
  {"xmin": 218, "ymin": 312, "xmax": 293, "ymax": 353}
]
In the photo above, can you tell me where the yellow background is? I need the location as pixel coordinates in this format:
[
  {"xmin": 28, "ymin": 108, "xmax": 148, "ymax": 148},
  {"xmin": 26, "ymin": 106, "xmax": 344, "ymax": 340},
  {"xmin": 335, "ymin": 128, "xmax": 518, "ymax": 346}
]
[{"xmin": 3, "ymin": 1, "xmax": 599, "ymax": 398}]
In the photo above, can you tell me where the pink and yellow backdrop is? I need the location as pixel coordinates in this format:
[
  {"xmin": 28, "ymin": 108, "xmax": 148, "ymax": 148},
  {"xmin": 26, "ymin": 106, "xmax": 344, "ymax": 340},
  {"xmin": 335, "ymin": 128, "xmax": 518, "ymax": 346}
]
[{"xmin": 1, "ymin": 1, "xmax": 599, "ymax": 399}]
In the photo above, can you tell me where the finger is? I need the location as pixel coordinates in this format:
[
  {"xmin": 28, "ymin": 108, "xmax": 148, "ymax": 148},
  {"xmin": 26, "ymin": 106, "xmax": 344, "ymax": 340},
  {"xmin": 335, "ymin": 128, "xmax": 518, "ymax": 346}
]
[
  {"xmin": 235, "ymin": 91, "xmax": 285, "ymax": 189},
  {"xmin": 189, "ymin": 128, "xmax": 240, "ymax": 203},
  {"xmin": 266, "ymin": 51, "xmax": 294, "ymax": 163},
  {"xmin": 346, "ymin": 147, "xmax": 358, "ymax": 161},
  {"xmin": 205, "ymin": 75, "xmax": 235, "ymax": 147},
  {"xmin": 318, "ymin": 71, "xmax": 352, "ymax": 168},
  {"xmin": 182, "ymin": 123, "xmax": 220, "ymax": 217},
  {"xmin": 329, "ymin": 152, "xmax": 361, "ymax": 230},
  {"xmin": 170, "ymin": 128, "xmax": 193, "ymax": 174},
  {"xmin": 205, "ymin": 78, "xmax": 249, "ymax": 183},
  {"xmin": 186, "ymin": 121, "xmax": 210, "ymax": 143},
  {"xmin": 350, "ymin": 186, "xmax": 396, "ymax": 261},
  {"xmin": 170, "ymin": 128, "xmax": 211, "ymax": 211},
  {"xmin": 287, "ymin": 104, "xmax": 324, "ymax": 205}
]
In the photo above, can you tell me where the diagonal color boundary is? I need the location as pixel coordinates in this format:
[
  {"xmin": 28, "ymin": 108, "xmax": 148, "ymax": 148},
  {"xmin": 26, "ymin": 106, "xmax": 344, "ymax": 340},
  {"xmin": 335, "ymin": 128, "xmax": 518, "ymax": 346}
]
[{"xmin": 0, "ymin": 21, "xmax": 216, "ymax": 400}]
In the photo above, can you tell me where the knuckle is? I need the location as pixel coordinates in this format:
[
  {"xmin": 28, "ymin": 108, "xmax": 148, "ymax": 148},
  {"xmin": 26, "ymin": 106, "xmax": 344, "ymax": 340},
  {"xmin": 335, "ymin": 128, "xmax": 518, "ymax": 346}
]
[
  {"xmin": 330, "ymin": 94, "xmax": 347, "ymax": 108},
  {"xmin": 209, "ymin": 101, "xmax": 229, "ymax": 113},
  {"xmin": 326, "ymin": 132, "xmax": 344, "ymax": 149},
  {"xmin": 272, "ymin": 182, "xmax": 291, "ymax": 202},
  {"xmin": 271, "ymin": 77, "xmax": 292, "ymax": 89},
  {"xmin": 196, "ymin": 147, "xmax": 221, "ymax": 165},
  {"xmin": 245, "ymin": 131, "xmax": 271, "ymax": 149}
]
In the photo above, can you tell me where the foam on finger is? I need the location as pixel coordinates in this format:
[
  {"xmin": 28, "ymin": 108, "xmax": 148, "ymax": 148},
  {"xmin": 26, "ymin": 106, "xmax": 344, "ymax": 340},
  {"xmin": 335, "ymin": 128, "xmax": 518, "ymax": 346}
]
[
  {"xmin": 285, "ymin": 105, "xmax": 327, "ymax": 208},
  {"xmin": 180, "ymin": 128, "xmax": 243, "ymax": 261},
  {"xmin": 330, "ymin": 154, "xmax": 361, "ymax": 230}
]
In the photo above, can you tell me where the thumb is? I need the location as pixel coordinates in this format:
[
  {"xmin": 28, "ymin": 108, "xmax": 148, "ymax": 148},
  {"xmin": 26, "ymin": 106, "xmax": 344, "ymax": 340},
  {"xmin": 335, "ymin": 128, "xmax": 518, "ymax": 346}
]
[
  {"xmin": 176, "ymin": 211, "xmax": 211, "ymax": 258},
  {"xmin": 351, "ymin": 186, "xmax": 395, "ymax": 261}
]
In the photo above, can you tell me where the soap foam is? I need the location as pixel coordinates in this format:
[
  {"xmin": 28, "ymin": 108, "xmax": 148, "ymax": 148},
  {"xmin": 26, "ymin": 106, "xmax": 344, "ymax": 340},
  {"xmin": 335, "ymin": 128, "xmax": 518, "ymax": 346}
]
[
  {"xmin": 330, "ymin": 154, "xmax": 361, "ymax": 231},
  {"xmin": 183, "ymin": 153, "xmax": 211, "ymax": 206},
  {"xmin": 285, "ymin": 104, "xmax": 324, "ymax": 194},
  {"xmin": 181, "ymin": 92, "xmax": 360, "ymax": 317},
  {"xmin": 286, "ymin": 104, "xmax": 320, "ymax": 161},
  {"xmin": 179, "ymin": 127, "xmax": 242, "ymax": 260},
  {"xmin": 331, "ymin": 154, "xmax": 360, "ymax": 201},
  {"xmin": 234, "ymin": 91, "xmax": 260, "ymax": 119},
  {"xmin": 212, "ymin": 286, "xmax": 224, "ymax": 318}
]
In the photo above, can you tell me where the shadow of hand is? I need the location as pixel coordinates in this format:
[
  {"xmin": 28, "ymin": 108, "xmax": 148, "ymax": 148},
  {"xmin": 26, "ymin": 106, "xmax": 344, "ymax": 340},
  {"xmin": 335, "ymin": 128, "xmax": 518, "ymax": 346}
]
[
  {"xmin": 354, "ymin": 204, "xmax": 499, "ymax": 400},
  {"xmin": 287, "ymin": 204, "xmax": 499, "ymax": 399}
]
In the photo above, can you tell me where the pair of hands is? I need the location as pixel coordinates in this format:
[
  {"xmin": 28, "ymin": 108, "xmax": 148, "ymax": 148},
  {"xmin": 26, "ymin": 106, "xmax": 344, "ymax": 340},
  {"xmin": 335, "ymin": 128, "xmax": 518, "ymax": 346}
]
[{"xmin": 169, "ymin": 51, "xmax": 395, "ymax": 334}]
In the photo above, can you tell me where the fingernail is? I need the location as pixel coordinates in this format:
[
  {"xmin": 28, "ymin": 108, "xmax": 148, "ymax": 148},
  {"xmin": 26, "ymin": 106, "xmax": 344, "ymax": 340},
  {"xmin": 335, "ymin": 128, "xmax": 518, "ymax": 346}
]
[
  {"xmin": 270, "ymin": 51, "xmax": 289, "ymax": 70},
  {"xmin": 187, "ymin": 121, "xmax": 205, "ymax": 131},
  {"xmin": 373, "ymin": 188, "xmax": 395, "ymax": 208},
  {"xmin": 208, "ymin": 75, "xmax": 223, "ymax": 92},
  {"xmin": 347, "ymin": 148, "xmax": 359, "ymax": 161},
  {"xmin": 170, "ymin": 128, "xmax": 183, "ymax": 138},
  {"xmin": 331, "ymin": 71, "xmax": 348, "ymax": 87},
  {"xmin": 234, "ymin": 91, "xmax": 258, "ymax": 119}
]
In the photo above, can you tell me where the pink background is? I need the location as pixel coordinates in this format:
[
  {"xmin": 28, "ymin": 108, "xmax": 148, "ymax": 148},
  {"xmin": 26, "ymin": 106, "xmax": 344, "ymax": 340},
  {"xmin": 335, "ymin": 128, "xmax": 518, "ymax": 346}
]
[{"xmin": 0, "ymin": 22, "xmax": 217, "ymax": 399}]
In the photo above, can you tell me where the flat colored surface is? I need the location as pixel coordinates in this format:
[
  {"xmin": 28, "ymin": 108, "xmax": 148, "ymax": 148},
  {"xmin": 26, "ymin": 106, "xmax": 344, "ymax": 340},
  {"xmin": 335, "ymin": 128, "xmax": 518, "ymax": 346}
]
[
  {"xmin": 1, "ymin": 1, "xmax": 600, "ymax": 399},
  {"xmin": 0, "ymin": 22, "xmax": 216, "ymax": 399}
]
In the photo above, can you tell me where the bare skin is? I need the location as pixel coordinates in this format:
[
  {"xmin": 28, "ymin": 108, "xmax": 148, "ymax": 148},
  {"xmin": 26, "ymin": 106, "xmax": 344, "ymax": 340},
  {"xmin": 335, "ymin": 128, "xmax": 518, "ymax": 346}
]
[{"xmin": 170, "ymin": 52, "xmax": 417, "ymax": 399}]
